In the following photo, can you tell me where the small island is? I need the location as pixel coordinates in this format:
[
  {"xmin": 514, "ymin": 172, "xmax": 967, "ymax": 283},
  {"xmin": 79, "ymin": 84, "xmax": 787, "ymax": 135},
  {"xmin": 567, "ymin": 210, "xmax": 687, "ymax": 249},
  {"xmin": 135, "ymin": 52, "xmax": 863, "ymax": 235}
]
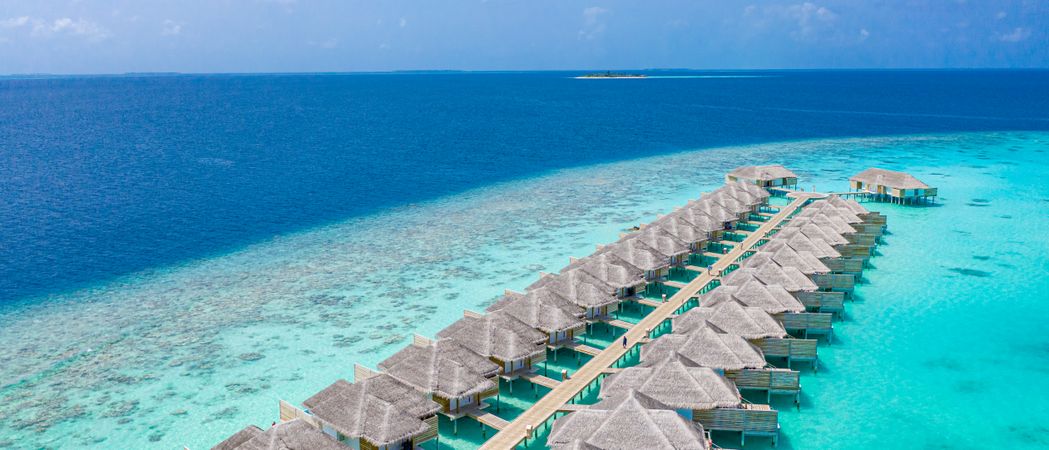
[{"xmin": 576, "ymin": 71, "xmax": 647, "ymax": 79}]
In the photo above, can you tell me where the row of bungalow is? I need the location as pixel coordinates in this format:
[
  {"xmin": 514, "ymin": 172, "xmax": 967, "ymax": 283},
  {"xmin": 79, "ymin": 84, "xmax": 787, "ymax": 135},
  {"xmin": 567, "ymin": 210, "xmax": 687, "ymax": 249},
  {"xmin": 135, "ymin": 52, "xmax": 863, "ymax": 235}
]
[
  {"xmin": 544, "ymin": 192, "xmax": 887, "ymax": 448},
  {"xmin": 213, "ymin": 166, "xmax": 889, "ymax": 450}
]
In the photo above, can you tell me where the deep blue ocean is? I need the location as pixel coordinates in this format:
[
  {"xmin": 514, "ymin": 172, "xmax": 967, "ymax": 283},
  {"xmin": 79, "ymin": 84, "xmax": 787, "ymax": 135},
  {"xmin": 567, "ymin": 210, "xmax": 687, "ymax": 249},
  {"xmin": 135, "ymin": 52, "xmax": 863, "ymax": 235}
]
[
  {"xmin": 3, "ymin": 71, "xmax": 1049, "ymax": 450},
  {"xmin": 2, "ymin": 70, "xmax": 1047, "ymax": 303}
]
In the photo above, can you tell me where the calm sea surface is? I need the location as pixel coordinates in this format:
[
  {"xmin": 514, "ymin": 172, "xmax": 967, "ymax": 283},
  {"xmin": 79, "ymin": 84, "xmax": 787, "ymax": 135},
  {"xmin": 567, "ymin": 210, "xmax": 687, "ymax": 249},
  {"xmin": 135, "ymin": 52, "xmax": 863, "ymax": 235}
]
[{"xmin": 1, "ymin": 71, "xmax": 1048, "ymax": 449}]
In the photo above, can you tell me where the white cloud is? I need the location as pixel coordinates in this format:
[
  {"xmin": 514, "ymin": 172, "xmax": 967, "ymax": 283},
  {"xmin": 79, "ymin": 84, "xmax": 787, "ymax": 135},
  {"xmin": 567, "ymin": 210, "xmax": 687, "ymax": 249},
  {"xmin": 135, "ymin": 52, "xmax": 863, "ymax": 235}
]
[
  {"xmin": 859, "ymin": 28, "xmax": 870, "ymax": 41},
  {"xmin": 743, "ymin": 2, "xmax": 840, "ymax": 42},
  {"xmin": 998, "ymin": 27, "xmax": 1030, "ymax": 43},
  {"xmin": 995, "ymin": 11, "xmax": 1007, "ymax": 20},
  {"xmin": 32, "ymin": 17, "xmax": 111, "ymax": 42},
  {"xmin": 1, "ymin": 16, "xmax": 30, "ymax": 28},
  {"xmin": 399, "ymin": 17, "xmax": 407, "ymax": 28},
  {"xmin": 162, "ymin": 19, "xmax": 182, "ymax": 36},
  {"xmin": 578, "ymin": 6, "xmax": 609, "ymax": 41}
]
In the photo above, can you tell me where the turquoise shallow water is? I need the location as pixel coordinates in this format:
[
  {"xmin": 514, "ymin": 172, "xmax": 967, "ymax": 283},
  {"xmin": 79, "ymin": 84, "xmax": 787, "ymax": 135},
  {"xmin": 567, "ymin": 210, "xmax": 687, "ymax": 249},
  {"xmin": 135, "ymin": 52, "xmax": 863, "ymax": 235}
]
[{"xmin": 1, "ymin": 132, "xmax": 1048, "ymax": 449}]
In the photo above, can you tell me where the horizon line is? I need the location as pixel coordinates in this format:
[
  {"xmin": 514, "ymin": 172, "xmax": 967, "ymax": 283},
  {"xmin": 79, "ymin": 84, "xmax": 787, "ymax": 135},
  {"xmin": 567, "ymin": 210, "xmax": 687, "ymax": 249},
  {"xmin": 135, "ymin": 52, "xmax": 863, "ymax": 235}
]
[{"xmin": 3, "ymin": 67, "xmax": 1048, "ymax": 78}]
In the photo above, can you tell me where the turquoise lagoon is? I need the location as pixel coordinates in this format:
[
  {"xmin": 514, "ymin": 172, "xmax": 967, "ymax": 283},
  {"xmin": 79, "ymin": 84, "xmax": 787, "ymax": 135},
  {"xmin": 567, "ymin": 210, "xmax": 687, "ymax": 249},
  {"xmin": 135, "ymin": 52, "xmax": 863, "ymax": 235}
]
[{"xmin": 2, "ymin": 132, "xmax": 1048, "ymax": 449}]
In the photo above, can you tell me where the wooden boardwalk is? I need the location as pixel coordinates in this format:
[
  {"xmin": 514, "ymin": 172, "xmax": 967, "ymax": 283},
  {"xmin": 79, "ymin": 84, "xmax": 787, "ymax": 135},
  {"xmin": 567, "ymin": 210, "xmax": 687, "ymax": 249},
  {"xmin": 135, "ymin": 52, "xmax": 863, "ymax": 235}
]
[
  {"xmin": 565, "ymin": 342, "xmax": 602, "ymax": 357},
  {"xmin": 520, "ymin": 373, "xmax": 561, "ymax": 389},
  {"xmin": 470, "ymin": 411, "xmax": 511, "ymax": 431},
  {"xmin": 603, "ymin": 319, "xmax": 635, "ymax": 330},
  {"xmin": 478, "ymin": 195, "xmax": 811, "ymax": 450},
  {"xmin": 634, "ymin": 298, "xmax": 663, "ymax": 308}
]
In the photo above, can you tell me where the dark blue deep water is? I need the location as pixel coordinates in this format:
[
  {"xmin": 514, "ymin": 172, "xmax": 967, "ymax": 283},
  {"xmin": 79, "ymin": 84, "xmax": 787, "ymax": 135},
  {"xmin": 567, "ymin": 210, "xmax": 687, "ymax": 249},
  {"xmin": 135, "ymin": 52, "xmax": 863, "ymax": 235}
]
[{"xmin": 1, "ymin": 70, "xmax": 1048, "ymax": 302}]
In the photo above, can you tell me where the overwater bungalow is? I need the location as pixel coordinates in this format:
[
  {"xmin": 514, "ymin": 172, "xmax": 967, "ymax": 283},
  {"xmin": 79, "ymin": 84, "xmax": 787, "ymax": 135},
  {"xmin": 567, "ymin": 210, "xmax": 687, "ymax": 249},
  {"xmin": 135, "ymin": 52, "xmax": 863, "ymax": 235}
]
[
  {"xmin": 378, "ymin": 337, "xmax": 500, "ymax": 417},
  {"xmin": 640, "ymin": 323, "xmax": 801, "ymax": 400},
  {"xmin": 300, "ymin": 372, "xmax": 441, "ymax": 450},
  {"xmin": 744, "ymin": 247, "xmax": 831, "ymax": 276},
  {"xmin": 740, "ymin": 251, "xmax": 846, "ymax": 315},
  {"xmin": 702, "ymin": 191, "xmax": 752, "ymax": 221},
  {"xmin": 623, "ymin": 227, "xmax": 690, "ymax": 266},
  {"xmin": 763, "ymin": 233, "xmax": 842, "ymax": 260},
  {"xmin": 437, "ymin": 311, "xmax": 548, "ymax": 379},
  {"xmin": 704, "ymin": 279, "xmax": 833, "ymax": 339},
  {"xmin": 547, "ymin": 390, "xmax": 711, "ymax": 450},
  {"xmin": 850, "ymin": 167, "xmax": 937, "ymax": 204},
  {"xmin": 646, "ymin": 215, "xmax": 709, "ymax": 252},
  {"xmin": 212, "ymin": 419, "xmax": 344, "ymax": 450},
  {"xmin": 668, "ymin": 208, "xmax": 724, "ymax": 241},
  {"xmin": 685, "ymin": 199, "xmax": 737, "ymax": 229},
  {"xmin": 716, "ymin": 184, "xmax": 764, "ymax": 208},
  {"xmin": 721, "ymin": 266, "xmax": 818, "ymax": 294},
  {"xmin": 529, "ymin": 269, "xmax": 620, "ymax": 320},
  {"xmin": 600, "ymin": 239, "xmax": 672, "ymax": 281},
  {"xmin": 674, "ymin": 302, "xmax": 818, "ymax": 369},
  {"xmin": 564, "ymin": 253, "xmax": 646, "ymax": 297},
  {"xmin": 599, "ymin": 358, "xmax": 779, "ymax": 447},
  {"xmin": 726, "ymin": 181, "xmax": 772, "ymax": 201},
  {"xmin": 486, "ymin": 290, "xmax": 586, "ymax": 348},
  {"xmin": 725, "ymin": 165, "xmax": 799, "ymax": 190}
]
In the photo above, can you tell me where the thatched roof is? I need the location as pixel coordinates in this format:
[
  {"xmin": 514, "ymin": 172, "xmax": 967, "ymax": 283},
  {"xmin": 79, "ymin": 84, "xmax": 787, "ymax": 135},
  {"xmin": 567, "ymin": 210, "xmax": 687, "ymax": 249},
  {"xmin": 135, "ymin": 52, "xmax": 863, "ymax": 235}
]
[
  {"xmin": 743, "ymin": 247, "xmax": 830, "ymax": 275},
  {"xmin": 529, "ymin": 270, "xmax": 619, "ymax": 309},
  {"xmin": 215, "ymin": 419, "xmax": 344, "ymax": 450},
  {"xmin": 704, "ymin": 279, "xmax": 807, "ymax": 313},
  {"xmin": 438, "ymin": 312, "xmax": 548, "ymax": 362},
  {"xmin": 548, "ymin": 390, "xmax": 710, "ymax": 450},
  {"xmin": 721, "ymin": 265, "xmax": 817, "ymax": 294},
  {"xmin": 305, "ymin": 375, "xmax": 440, "ymax": 421},
  {"xmin": 378, "ymin": 339, "xmax": 499, "ymax": 398},
  {"xmin": 604, "ymin": 239, "xmax": 671, "ymax": 272},
  {"xmin": 702, "ymin": 191, "xmax": 748, "ymax": 215},
  {"xmin": 302, "ymin": 378, "xmax": 432, "ymax": 446},
  {"xmin": 728, "ymin": 164, "xmax": 797, "ymax": 182},
  {"xmin": 626, "ymin": 227, "xmax": 690, "ymax": 258},
  {"xmin": 667, "ymin": 208, "xmax": 723, "ymax": 234},
  {"xmin": 674, "ymin": 301, "xmax": 787, "ymax": 339},
  {"xmin": 799, "ymin": 201, "xmax": 863, "ymax": 224},
  {"xmin": 726, "ymin": 180, "xmax": 771, "ymax": 199},
  {"xmin": 649, "ymin": 215, "xmax": 707, "ymax": 244},
  {"xmin": 826, "ymin": 195, "xmax": 870, "ymax": 215},
  {"xmin": 600, "ymin": 358, "xmax": 742, "ymax": 411},
  {"xmin": 685, "ymin": 200, "xmax": 736, "ymax": 224},
  {"xmin": 566, "ymin": 253, "xmax": 646, "ymax": 291},
  {"xmin": 715, "ymin": 184, "xmax": 762, "ymax": 207},
  {"xmin": 765, "ymin": 233, "xmax": 842, "ymax": 259},
  {"xmin": 213, "ymin": 425, "xmax": 263, "ymax": 450},
  {"xmin": 488, "ymin": 288, "xmax": 584, "ymax": 317},
  {"xmin": 639, "ymin": 323, "xmax": 767, "ymax": 370},
  {"xmin": 851, "ymin": 167, "xmax": 930, "ymax": 189},
  {"xmin": 489, "ymin": 294, "xmax": 585, "ymax": 335},
  {"xmin": 787, "ymin": 222, "xmax": 849, "ymax": 246}
]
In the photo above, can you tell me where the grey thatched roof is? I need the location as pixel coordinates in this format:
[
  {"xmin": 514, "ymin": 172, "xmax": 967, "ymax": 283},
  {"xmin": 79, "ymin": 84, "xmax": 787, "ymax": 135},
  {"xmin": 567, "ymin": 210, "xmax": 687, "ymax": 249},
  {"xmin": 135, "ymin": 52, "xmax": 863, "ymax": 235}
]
[
  {"xmin": 799, "ymin": 201, "xmax": 863, "ymax": 224},
  {"xmin": 604, "ymin": 239, "xmax": 671, "ymax": 272},
  {"xmin": 600, "ymin": 358, "xmax": 742, "ymax": 411},
  {"xmin": 213, "ymin": 425, "xmax": 263, "ymax": 450},
  {"xmin": 566, "ymin": 253, "xmax": 646, "ymax": 291},
  {"xmin": 766, "ymin": 233, "xmax": 842, "ymax": 259},
  {"xmin": 378, "ymin": 339, "xmax": 498, "ymax": 399},
  {"xmin": 851, "ymin": 167, "xmax": 930, "ymax": 189},
  {"xmin": 437, "ymin": 313, "xmax": 548, "ymax": 362},
  {"xmin": 489, "ymin": 294, "xmax": 586, "ymax": 335},
  {"xmin": 827, "ymin": 195, "xmax": 870, "ymax": 215},
  {"xmin": 743, "ymin": 247, "xmax": 830, "ymax": 275},
  {"xmin": 752, "ymin": 264, "xmax": 817, "ymax": 294},
  {"xmin": 685, "ymin": 200, "xmax": 736, "ymax": 224},
  {"xmin": 715, "ymin": 184, "xmax": 762, "ymax": 207},
  {"xmin": 216, "ymin": 419, "xmax": 345, "ymax": 450},
  {"xmin": 302, "ymin": 378, "xmax": 431, "ymax": 446},
  {"xmin": 668, "ymin": 208, "xmax": 723, "ymax": 234},
  {"xmin": 702, "ymin": 191, "xmax": 748, "ymax": 215},
  {"xmin": 703, "ymin": 279, "xmax": 807, "ymax": 313},
  {"xmin": 639, "ymin": 323, "xmax": 767, "ymax": 370},
  {"xmin": 726, "ymin": 180, "xmax": 771, "ymax": 199},
  {"xmin": 626, "ymin": 227, "xmax": 690, "ymax": 258},
  {"xmin": 785, "ymin": 222, "xmax": 849, "ymax": 246},
  {"xmin": 529, "ymin": 270, "xmax": 619, "ymax": 309},
  {"xmin": 305, "ymin": 374, "xmax": 441, "ymax": 420},
  {"xmin": 728, "ymin": 164, "xmax": 798, "ymax": 181},
  {"xmin": 674, "ymin": 301, "xmax": 787, "ymax": 339},
  {"xmin": 548, "ymin": 390, "xmax": 710, "ymax": 450},
  {"xmin": 649, "ymin": 215, "xmax": 708, "ymax": 244}
]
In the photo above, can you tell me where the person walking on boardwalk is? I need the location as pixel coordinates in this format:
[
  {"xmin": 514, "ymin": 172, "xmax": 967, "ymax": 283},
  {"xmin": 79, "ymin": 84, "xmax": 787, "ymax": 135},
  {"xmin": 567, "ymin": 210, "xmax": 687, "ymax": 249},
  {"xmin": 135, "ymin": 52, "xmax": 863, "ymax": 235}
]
[{"xmin": 621, "ymin": 336, "xmax": 627, "ymax": 349}]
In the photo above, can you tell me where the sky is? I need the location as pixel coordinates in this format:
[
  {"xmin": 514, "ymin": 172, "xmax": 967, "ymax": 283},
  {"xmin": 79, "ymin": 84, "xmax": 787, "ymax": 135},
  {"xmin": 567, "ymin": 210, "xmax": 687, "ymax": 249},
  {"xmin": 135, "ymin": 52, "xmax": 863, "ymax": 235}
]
[{"xmin": 0, "ymin": 0, "xmax": 1046, "ymax": 74}]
